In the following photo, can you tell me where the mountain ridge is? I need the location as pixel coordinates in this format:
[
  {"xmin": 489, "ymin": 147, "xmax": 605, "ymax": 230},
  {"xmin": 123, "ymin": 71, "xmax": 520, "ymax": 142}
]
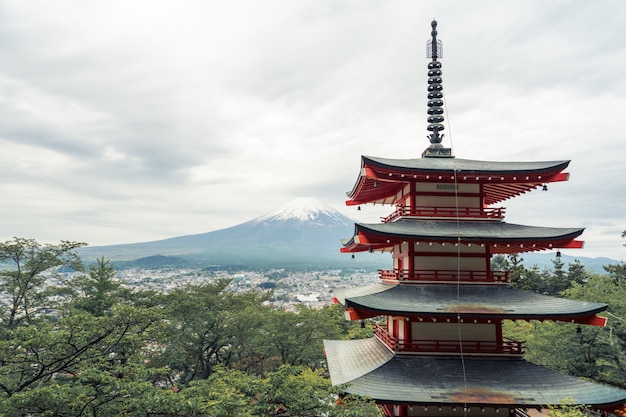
[
  {"xmin": 77, "ymin": 197, "xmax": 621, "ymax": 271},
  {"xmin": 78, "ymin": 197, "xmax": 381, "ymax": 269}
]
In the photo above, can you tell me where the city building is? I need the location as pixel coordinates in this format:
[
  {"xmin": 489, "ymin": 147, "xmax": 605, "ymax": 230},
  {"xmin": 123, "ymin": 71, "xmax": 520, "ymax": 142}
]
[{"xmin": 324, "ymin": 20, "xmax": 626, "ymax": 417}]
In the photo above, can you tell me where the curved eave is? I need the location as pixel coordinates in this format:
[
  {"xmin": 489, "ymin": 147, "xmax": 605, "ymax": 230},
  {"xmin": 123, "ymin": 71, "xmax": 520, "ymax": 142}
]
[
  {"xmin": 341, "ymin": 220, "xmax": 584, "ymax": 254},
  {"xmin": 334, "ymin": 283, "xmax": 607, "ymax": 322},
  {"xmin": 346, "ymin": 156, "xmax": 571, "ymax": 206},
  {"xmin": 323, "ymin": 338, "xmax": 626, "ymax": 409}
]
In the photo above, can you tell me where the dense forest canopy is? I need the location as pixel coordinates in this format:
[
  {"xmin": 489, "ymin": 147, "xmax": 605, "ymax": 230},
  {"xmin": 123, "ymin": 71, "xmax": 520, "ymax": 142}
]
[
  {"xmin": 0, "ymin": 238, "xmax": 377, "ymax": 416},
  {"xmin": 1, "ymin": 235, "xmax": 625, "ymax": 416}
]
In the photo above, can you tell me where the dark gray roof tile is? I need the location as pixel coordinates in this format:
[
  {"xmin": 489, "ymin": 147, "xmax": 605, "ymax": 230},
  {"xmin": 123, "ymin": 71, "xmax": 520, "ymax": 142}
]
[
  {"xmin": 323, "ymin": 338, "xmax": 393, "ymax": 385},
  {"xmin": 324, "ymin": 338, "xmax": 626, "ymax": 408},
  {"xmin": 353, "ymin": 220, "xmax": 583, "ymax": 243},
  {"xmin": 335, "ymin": 283, "xmax": 607, "ymax": 319},
  {"xmin": 363, "ymin": 156, "xmax": 570, "ymax": 174}
]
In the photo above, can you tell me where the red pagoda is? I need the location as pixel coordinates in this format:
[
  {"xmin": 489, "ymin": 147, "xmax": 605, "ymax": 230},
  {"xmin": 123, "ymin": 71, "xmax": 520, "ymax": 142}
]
[{"xmin": 324, "ymin": 20, "xmax": 626, "ymax": 417}]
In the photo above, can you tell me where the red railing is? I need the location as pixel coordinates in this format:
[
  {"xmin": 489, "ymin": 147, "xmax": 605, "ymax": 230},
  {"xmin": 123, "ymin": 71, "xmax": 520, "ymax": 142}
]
[
  {"xmin": 375, "ymin": 324, "xmax": 397, "ymax": 350},
  {"xmin": 374, "ymin": 325, "xmax": 525, "ymax": 355},
  {"xmin": 382, "ymin": 206, "xmax": 505, "ymax": 223},
  {"xmin": 379, "ymin": 269, "xmax": 510, "ymax": 283}
]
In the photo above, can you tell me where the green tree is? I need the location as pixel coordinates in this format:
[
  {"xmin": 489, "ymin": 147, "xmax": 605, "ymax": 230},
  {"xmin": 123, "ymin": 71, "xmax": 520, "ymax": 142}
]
[
  {"xmin": 259, "ymin": 365, "xmax": 379, "ymax": 417},
  {"xmin": 506, "ymin": 253, "xmax": 553, "ymax": 294},
  {"xmin": 529, "ymin": 321, "xmax": 617, "ymax": 381},
  {"xmin": 604, "ymin": 262, "xmax": 626, "ymax": 284},
  {"xmin": 0, "ymin": 238, "xmax": 86, "ymax": 330},
  {"xmin": 259, "ymin": 365, "xmax": 340, "ymax": 416},
  {"xmin": 0, "ymin": 239, "xmax": 167, "ymax": 416},
  {"xmin": 265, "ymin": 304, "xmax": 346, "ymax": 369},
  {"xmin": 548, "ymin": 397, "xmax": 588, "ymax": 417},
  {"xmin": 566, "ymin": 259, "xmax": 588, "ymax": 286},
  {"xmin": 148, "ymin": 367, "xmax": 261, "ymax": 417},
  {"xmin": 0, "ymin": 238, "xmax": 379, "ymax": 416},
  {"xmin": 506, "ymin": 253, "xmax": 590, "ymax": 296},
  {"xmin": 512, "ymin": 264, "xmax": 548, "ymax": 294},
  {"xmin": 506, "ymin": 272, "xmax": 626, "ymax": 389},
  {"xmin": 155, "ymin": 280, "xmax": 273, "ymax": 384},
  {"xmin": 216, "ymin": 293, "xmax": 275, "ymax": 376},
  {"xmin": 564, "ymin": 274, "xmax": 626, "ymax": 386},
  {"xmin": 0, "ymin": 304, "xmax": 162, "ymax": 398},
  {"xmin": 70, "ymin": 257, "xmax": 123, "ymax": 316},
  {"xmin": 490, "ymin": 254, "xmax": 508, "ymax": 272},
  {"xmin": 546, "ymin": 256, "xmax": 569, "ymax": 295},
  {"xmin": 137, "ymin": 365, "xmax": 378, "ymax": 417},
  {"xmin": 544, "ymin": 258, "xmax": 590, "ymax": 296},
  {"xmin": 602, "ymin": 231, "xmax": 626, "ymax": 283},
  {"xmin": 158, "ymin": 280, "xmax": 231, "ymax": 384},
  {"xmin": 3, "ymin": 365, "xmax": 167, "ymax": 417}
]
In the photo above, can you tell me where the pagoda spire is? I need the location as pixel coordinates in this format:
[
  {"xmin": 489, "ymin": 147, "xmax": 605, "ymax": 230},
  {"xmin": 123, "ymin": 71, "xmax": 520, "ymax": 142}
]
[{"xmin": 422, "ymin": 19, "xmax": 453, "ymax": 158}]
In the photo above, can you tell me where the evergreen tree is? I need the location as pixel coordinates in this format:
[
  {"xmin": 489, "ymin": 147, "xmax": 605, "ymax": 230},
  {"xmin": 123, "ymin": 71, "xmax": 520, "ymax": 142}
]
[
  {"xmin": 547, "ymin": 256, "xmax": 569, "ymax": 295},
  {"xmin": 567, "ymin": 259, "xmax": 588, "ymax": 286}
]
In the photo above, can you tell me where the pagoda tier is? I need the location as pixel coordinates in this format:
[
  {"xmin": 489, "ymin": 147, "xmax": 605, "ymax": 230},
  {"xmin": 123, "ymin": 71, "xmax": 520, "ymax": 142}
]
[
  {"xmin": 324, "ymin": 338, "xmax": 626, "ymax": 415},
  {"xmin": 333, "ymin": 283, "xmax": 608, "ymax": 326},
  {"xmin": 347, "ymin": 156, "xmax": 570, "ymax": 207},
  {"xmin": 341, "ymin": 220, "xmax": 584, "ymax": 254}
]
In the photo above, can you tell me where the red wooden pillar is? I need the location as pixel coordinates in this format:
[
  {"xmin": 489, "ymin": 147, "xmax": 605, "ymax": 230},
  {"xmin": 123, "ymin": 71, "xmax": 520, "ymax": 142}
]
[
  {"xmin": 495, "ymin": 319, "xmax": 503, "ymax": 347},
  {"xmin": 485, "ymin": 244, "xmax": 492, "ymax": 280},
  {"xmin": 407, "ymin": 241, "xmax": 414, "ymax": 279},
  {"xmin": 397, "ymin": 404, "xmax": 408, "ymax": 415}
]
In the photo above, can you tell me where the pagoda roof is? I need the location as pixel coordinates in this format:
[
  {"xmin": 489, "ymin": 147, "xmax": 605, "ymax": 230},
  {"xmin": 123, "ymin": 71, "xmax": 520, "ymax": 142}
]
[
  {"xmin": 323, "ymin": 337, "xmax": 626, "ymax": 409},
  {"xmin": 347, "ymin": 156, "xmax": 571, "ymax": 206},
  {"xmin": 342, "ymin": 220, "xmax": 584, "ymax": 254},
  {"xmin": 334, "ymin": 283, "xmax": 607, "ymax": 323}
]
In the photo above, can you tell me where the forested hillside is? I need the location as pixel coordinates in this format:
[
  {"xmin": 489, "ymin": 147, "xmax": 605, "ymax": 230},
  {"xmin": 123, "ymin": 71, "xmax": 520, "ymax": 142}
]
[
  {"xmin": 0, "ymin": 238, "xmax": 377, "ymax": 416},
  {"xmin": 1, "ymin": 236, "xmax": 626, "ymax": 416}
]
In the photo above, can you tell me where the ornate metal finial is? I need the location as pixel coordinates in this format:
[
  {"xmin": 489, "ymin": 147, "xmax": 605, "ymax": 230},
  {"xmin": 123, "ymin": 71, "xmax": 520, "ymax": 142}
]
[
  {"xmin": 428, "ymin": 20, "xmax": 442, "ymax": 60},
  {"xmin": 423, "ymin": 19, "xmax": 453, "ymax": 158}
]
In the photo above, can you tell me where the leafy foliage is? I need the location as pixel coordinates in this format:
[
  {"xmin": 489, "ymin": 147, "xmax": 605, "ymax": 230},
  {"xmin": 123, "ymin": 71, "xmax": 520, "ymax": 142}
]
[
  {"xmin": 503, "ymin": 235, "xmax": 626, "ymax": 389},
  {"xmin": 0, "ymin": 238, "xmax": 86, "ymax": 330},
  {"xmin": 0, "ymin": 238, "xmax": 373, "ymax": 416},
  {"xmin": 548, "ymin": 397, "xmax": 589, "ymax": 417},
  {"xmin": 504, "ymin": 254, "xmax": 589, "ymax": 296}
]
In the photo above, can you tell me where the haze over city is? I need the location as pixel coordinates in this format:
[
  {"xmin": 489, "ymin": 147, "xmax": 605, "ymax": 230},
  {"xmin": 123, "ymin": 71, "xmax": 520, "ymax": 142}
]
[{"xmin": 1, "ymin": 0, "xmax": 625, "ymax": 260}]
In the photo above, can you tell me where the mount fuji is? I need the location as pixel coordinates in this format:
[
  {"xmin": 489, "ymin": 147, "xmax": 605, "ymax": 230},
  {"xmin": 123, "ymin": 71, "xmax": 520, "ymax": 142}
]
[{"xmin": 78, "ymin": 197, "xmax": 379, "ymax": 269}]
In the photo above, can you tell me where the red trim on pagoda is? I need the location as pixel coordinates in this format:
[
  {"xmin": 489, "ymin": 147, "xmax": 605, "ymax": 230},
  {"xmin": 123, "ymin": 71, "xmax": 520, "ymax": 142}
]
[
  {"xmin": 347, "ymin": 159, "xmax": 572, "ymax": 206},
  {"xmin": 341, "ymin": 303, "xmax": 608, "ymax": 328},
  {"xmin": 345, "ymin": 307, "xmax": 379, "ymax": 320},
  {"xmin": 559, "ymin": 240, "xmax": 585, "ymax": 249},
  {"xmin": 549, "ymin": 172, "xmax": 570, "ymax": 182},
  {"xmin": 379, "ymin": 269, "xmax": 510, "ymax": 284},
  {"xmin": 382, "ymin": 206, "xmax": 505, "ymax": 222},
  {"xmin": 564, "ymin": 314, "xmax": 608, "ymax": 327},
  {"xmin": 610, "ymin": 404, "xmax": 626, "ymax": 416},
  {"xmin": 374, "ymin": 324, "xmax": 525, "ymax": 356},
  {"xmin": 341, "ymin": 236, "xmax": 585, "ymax": 255}
]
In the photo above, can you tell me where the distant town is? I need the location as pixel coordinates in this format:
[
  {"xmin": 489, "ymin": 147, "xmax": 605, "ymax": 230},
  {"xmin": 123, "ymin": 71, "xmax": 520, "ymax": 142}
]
[
  {"xmin": 13, "ymin": 265, "xmax": 379, "ymax": 311},
  {"xmin": 117, "ymin": 267, "xmax": 380, "ymax": 309}
]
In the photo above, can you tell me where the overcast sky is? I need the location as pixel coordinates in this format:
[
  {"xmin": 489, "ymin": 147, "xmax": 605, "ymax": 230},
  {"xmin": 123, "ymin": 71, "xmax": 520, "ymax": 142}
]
[{"xmin": 1, "ymin": 0, "xmax": 625, "ymax": 261}]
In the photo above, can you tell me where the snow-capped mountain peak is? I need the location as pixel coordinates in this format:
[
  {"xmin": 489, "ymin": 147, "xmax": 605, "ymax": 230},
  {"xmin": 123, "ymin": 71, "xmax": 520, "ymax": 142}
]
[{"xmin": 257, "ymin": 197, "xmax": 351, "ymax": 226}]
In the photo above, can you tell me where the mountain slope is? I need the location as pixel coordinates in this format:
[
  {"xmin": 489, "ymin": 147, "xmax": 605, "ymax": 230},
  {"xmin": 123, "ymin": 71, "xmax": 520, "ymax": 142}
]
[
  {"xmin": 78, "ymin": 197, "xmax": 369, "ymax": 268},
  {"xmin": 77, "ymin": 196, "xmax": 621, "ymax": 270},
  {"xmin": 78, "ymin": 196, "xmax": 620, "ymax": 270}
]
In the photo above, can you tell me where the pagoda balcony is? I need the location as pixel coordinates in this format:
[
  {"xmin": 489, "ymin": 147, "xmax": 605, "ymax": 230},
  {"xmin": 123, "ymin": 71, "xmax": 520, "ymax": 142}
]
[
  {"xmin": 382, "ymin": 206, "xmax": 505, "ymax": 223},
  {"xmin": 379, "ymin": 269, "xmax": 510, "ymax": 284},
  {"xmin": 374, "ymin": 325, "xmax": 525, "ymax": 356}
]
